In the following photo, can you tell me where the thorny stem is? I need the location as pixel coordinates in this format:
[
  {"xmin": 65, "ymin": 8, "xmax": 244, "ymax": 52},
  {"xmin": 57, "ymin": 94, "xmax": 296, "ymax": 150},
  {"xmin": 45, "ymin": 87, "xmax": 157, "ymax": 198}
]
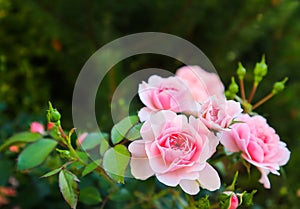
[{"xmin": 252, "ymin": 92, "xmax": 274, "ymax": 110}]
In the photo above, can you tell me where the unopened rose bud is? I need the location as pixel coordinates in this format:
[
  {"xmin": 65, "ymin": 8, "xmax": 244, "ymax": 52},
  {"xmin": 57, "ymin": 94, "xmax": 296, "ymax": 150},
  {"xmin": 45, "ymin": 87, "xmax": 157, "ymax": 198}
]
[
  {"xmin": 272, "ymin": 77, "xmax": 288, "ymax": 94},
  {"xmin": 237, "ymin": 62, "xmax": 246, "ymax": 80},
  {"xmin": 30, "ymin": 122, "xmax": 45, "ymax": 134},
  {"xmin": 47, "ymin": 102, "xmax": 61, "ymax": 123},
  {"xmin": 223, "ymin": 191, "xmax": 239, "ymax": 209},
  {"xmin": 229, "ymin": 77, "xmax": 239, "ymax": 94},
  {"xmin": 254, "ymin": 55, "xmax": 268, "ymax": 85}
]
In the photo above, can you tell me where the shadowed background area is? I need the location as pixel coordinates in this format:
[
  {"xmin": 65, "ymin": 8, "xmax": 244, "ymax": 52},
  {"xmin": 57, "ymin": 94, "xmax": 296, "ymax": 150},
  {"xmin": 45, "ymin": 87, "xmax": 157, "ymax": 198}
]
[{"xmin": 0, "ymin": 0, "xmax": 299, "ymax": 208}]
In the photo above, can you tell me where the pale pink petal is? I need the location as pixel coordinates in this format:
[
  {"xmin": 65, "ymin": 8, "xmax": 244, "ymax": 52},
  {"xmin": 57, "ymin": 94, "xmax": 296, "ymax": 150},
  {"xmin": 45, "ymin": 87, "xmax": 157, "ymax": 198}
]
[
  {"xmin": 138, "ymin": 107, "xmax": 154, "ymax": 122},
  {"xmin": 156, "ymin": 170, "xmax": 199, "ymax": 186},
  {"xmin": 130, "ymin": 157, "xmax": 154, "ymax": 180},
  {"xmin": 129, "ymin": 141, "xmax": 154, "ymax": 180},
  {"xmin": 140, "ymin": 120, "xmax": 155, "ymax": 142},
  {"xmin": 128, "ymin": 140, "xmax": 147, "ymax": 157},
  {"xmin": 276, "ymin": 142, "xmax": 291, "ymax": 166},
  {"xmin": 198, "ymin": 164, "xmax": 221, "ymax": 191},
  {"xmin": 179, "ymin": 179, "xmax": 200, "ymax": 195},
  {"xmin": 149, "ymin": 110, "xmax": 177, "ymax": 138},
  {"xmin": 258, "ymin": 167, "xmax": 271, "ymax": 189},
  {"xmin": 219, "ymin": 130, "xmax": 240, "ymax": 152}
]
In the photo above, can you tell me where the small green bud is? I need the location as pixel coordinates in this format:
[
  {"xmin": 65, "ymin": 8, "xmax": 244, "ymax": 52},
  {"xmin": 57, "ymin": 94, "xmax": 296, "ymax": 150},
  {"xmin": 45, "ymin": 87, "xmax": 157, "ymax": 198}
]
[
  {"xmin": 237, "ymin": 62, "xmax": 246, "ymax": 80},
  {"xmin": 225, "ymin": 90, "xmax": 234, "ymax": 99},
  {"xmin": 272, "ymin": 77, "xmax": 288, "ymax": 94},
  {"xmin": 56, "ymin": 149, "xmax": 74, "ymax": 160},
  {"xmin": 229, "ymin": 77, "xmax": 239, "ymax": 94},
  {"xmin": 242, "ymin": 190, "xmax": 257, "ymax": 207},
  {"xmin": 254, "ymin": 55, "xmax": 268, "ymax": 84},
  {"xmin": 47, "ymin": 102, "xmax": 61, "ymax": 123}
]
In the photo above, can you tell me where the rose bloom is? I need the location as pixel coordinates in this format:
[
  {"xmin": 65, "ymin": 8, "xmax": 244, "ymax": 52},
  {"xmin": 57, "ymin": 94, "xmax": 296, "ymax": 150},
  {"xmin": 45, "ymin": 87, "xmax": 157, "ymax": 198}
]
[
  {"xmin": 30, "ymin": 122, "xmax": 45, "ymax": 134},
  {"xmin": 220, "ymin": 114, "xmax": 290, "ymax": 188},
  {"xmin": 199, "ymin": 96, "xmax": 242, "ymax": 131},
  {"xmin": 138, "ymin": 75, "xmax": 199, "ymax": 121},
  {"xmin": 129, "ymin": 110, "xmax": 220, "ymax": 195},
  {"xmin": 176, "ymin": 65, "xmax": 225, "ymax": 103}
]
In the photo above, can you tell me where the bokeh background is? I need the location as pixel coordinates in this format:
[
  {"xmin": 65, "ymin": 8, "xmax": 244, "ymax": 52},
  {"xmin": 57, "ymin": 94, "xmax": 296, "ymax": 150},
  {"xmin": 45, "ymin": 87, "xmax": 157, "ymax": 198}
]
[{"xmin": 0, "ymin": 0, "xmax": 300, "ymax": 208}]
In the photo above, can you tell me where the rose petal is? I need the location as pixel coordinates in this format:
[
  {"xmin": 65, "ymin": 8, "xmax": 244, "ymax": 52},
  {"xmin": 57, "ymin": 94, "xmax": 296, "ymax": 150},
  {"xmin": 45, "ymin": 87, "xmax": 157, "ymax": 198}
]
[
  {"xmin": 138, "ymin": 107, "xmax": 154, "ymax": 122},
  {"xmin": 129, "ymin": 141, "xmax": 154, "ymax": 180},
  {"xmin": 258, "ymin": 167, "xmax": 271, "ymax": 189},
  {"xmin": 130, "ymin": 157, "xmax": 154, "ymax": 180},
  {"xmin": 198, "ymin": 164, "xmax": 221, "ymax": 191},
  {"xmin": 179, "ymin": 179, "xmax": 200, "ymax": 195},
  {"xmin": 156, "ymin": 170, "xmax": 199, "ymax": 186}
]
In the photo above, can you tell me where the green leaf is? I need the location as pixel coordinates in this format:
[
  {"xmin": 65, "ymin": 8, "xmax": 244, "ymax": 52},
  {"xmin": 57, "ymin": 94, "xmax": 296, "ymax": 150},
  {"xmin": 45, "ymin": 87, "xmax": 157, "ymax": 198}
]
[
  {"xmin": 59, "ymin": 169, "xmax": 79, "ymax": 209},
  {"xmin": 79, "ymin": 186, "xmax": 102, "ymax": 205},
  {"xmin": 111, "ymin": 115, "xmax": 139, "ymax": 145},
  {"xmin": 17, "ymin": 139, "xmax": 58, "ymax": 170},
  {"xmin": 80, "ymin": 133, "xmax": 108, "ymax": 150},
  {"xmin": 82, "ymin": 160, "xmax": 101, "ymax": 177},
  {"xmin": 103, "ymin": 144, "xmax": 130, "ymax": 183},
  {"xmin": 100, "ymin": 139, "xmax": 109, "ymax": 156},
  {"xmin": 126, "ymin": 123, "xmax": 142, "ymax": 141},
  {"xmin": 0, "ymin": 132, "xmax": 42, "ymax": 151},
  {"xmin": 41, "ymin": 167, "xmax": 62, "ymax": 178}
]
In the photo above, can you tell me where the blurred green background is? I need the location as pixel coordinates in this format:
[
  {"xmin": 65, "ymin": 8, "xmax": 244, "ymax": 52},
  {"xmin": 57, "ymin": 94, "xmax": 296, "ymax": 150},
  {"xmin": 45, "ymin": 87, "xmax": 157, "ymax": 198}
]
[{"xmin": 0, "ymin": 0, "xmax": 300, "ymax": 208}]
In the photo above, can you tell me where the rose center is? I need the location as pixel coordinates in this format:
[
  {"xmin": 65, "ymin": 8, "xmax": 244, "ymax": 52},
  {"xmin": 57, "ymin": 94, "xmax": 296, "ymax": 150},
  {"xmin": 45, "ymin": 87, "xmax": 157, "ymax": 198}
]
[{"xmin": 168, "ymin": 134, "xmax": 191, "ymax": 152}]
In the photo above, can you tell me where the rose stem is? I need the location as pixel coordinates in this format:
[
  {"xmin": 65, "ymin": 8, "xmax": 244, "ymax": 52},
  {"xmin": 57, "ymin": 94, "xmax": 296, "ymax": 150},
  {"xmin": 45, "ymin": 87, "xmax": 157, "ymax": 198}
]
[
  {"xmin": 239, "ymin": 78, "xmax": 246, "ymax": 101},
  {"xmin": 252, "ymin": 92, "xmax": 274, "ymax": 110},
  {"xmin": 248, "ymin": 83, "xmax": 257, "ymax": 103}
]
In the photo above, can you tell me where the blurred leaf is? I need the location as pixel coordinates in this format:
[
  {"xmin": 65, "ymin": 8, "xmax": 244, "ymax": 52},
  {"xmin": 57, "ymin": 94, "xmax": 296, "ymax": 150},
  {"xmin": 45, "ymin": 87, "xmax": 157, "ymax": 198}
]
[
  {"xmin": 110, "ymin": 188, "xmax": 132, "ymax": 202},
  {"xmin": 82, "ymin": 160, "xmax": 101, "ymax": 177},
  {"xmin": 80, "ymin": 133, "xmax": 108, "ymax": 150},
  {"xmin": 111, "ymin": 115, "xmax": 139, "ymax": 145},
  {"xmin": 0, "ymin": 158, "xmax": 13, "ymax": 185},
  {"xmin": 126, "ymin": 123, "xmax": 142, "ymax": 141},
  {"xmin": 17, "ymin": 138, "xmax": 58, "ymax": 170},
  {"xmin": 79, "ymin": 186, "xmax": 102, "ymax": 205},
  {"xmin": 103, "ymin": 144, "xmax": 130, "ymax": 183},
  {"xmin": 0, "ymin": 132, "xmax": 42, "ymax": 151},
  {"xmin": 59, "ymin": 169, "xmax": 79, "ymax": 209}
]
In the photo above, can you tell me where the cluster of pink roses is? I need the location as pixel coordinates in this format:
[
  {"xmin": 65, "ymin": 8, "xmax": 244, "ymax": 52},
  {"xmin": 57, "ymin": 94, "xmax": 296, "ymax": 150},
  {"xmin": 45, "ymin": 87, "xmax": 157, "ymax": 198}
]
[{"xmin": 129, "ymin": 65, "xmax": 290, "ymax": 195}]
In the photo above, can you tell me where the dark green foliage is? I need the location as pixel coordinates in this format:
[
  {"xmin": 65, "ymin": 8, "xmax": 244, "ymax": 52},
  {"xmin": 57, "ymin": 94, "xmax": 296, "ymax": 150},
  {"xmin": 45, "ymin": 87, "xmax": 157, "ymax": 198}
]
[{"xmin": 0, "ymin": 0, "xmax": 300, "ymax": 208}]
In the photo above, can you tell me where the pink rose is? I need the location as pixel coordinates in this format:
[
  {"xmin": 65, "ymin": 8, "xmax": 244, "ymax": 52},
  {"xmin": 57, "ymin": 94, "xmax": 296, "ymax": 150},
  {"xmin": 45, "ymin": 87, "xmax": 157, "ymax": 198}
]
[
  {"xmin": 176, "ymin": 65, "xmax": 225, "ymax": 102},
  {"xmin": 220, "ymin": 114, "xmax": 290, "ymax": 188},
  {"xmin": 199, "ymin": 96, "xmax": 242, "ymax": 131},
  {"xmin": 223, "ymin": 191, "xmax": 239, "ymax": 209},
  {"xmin": 129, "ymin": 110, "xmax": 220, "ymax": 195},
  {"xmin": 138, "ymin": 75, "xmax": 199, "ymax": 121},
  {"xmin": 30, "ymin": 122, "xmax": 45, "ymax": 134}
]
